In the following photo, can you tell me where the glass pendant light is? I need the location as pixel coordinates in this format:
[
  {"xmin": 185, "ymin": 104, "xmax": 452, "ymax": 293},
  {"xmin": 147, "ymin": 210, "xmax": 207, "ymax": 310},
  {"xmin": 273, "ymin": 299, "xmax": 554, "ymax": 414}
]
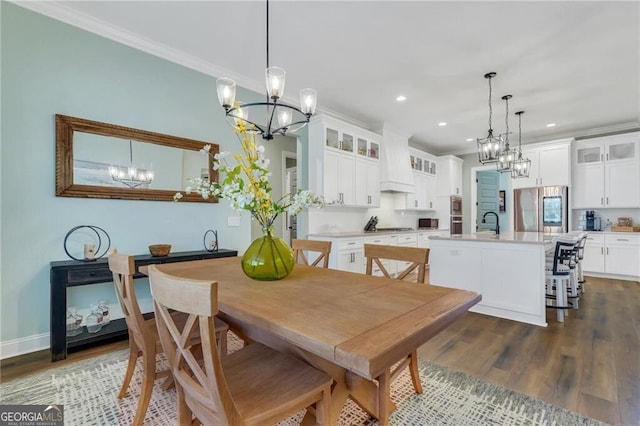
[
  {"xmin": 215, "ymin": 0, "xmax": 317, "ymax": 140},
  {"xmin": 511, "ymin": 111, "xmax": 532, "ymax": 179},
  {"xmin": 477, "ymin": 72, "xmax": 502, "ymax": 164},
  {"xmin": 497, "ymin": 94, "xmax": 516, "ymax": 173}
]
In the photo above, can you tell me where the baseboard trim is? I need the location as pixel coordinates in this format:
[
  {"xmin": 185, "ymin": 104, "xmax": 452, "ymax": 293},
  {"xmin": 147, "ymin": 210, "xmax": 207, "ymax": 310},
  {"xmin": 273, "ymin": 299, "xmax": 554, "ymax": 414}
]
[
  {"xmin": 584, "ymin": 272, "xmax": 640, "ymax": 282},
  {"xmin": 1, "ymin": 333, "xmax": 49, "ymax": 360}
]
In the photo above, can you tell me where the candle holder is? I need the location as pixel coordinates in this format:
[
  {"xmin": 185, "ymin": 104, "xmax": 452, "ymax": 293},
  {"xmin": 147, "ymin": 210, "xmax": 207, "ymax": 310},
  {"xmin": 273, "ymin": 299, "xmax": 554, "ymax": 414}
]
[
  {"xmin": 203, "ymin": 229, "xmax": 219, "ymax": 252},
  {"xmin": 63, "ymin": 225, "xmax": 111, "ymax": 262}
]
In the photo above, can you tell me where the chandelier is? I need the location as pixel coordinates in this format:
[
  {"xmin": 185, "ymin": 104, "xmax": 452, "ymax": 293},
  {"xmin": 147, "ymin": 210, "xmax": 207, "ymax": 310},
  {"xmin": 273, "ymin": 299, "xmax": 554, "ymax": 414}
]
[
  {"xmin": 108, "ymin": 140, "xmax": 154, "ymax": 188},
  {"xmin": 511, "ymin": 111, "xmax": 532, "ymax": 179},
  {"xmin": 496, "ymin": 94, "xmax": 516, "ymax": 173},
  {"xmin": 477, "ymin": 72, "xmax": 502, "ymax": 164},
  {"xmin": 215, "ymin": 0, "xmax": 317, "ymax": 140}
]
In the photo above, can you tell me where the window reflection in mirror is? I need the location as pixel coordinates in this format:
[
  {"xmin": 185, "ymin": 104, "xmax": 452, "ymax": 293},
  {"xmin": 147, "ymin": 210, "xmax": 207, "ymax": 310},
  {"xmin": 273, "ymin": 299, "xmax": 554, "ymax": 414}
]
[
  {"xmin": 55, "ymin": 114, "xmax": 218, "ymax": 202},
  {"xmin": 73, "ymin": 133, "xmax": 210, "ymax": 191}
]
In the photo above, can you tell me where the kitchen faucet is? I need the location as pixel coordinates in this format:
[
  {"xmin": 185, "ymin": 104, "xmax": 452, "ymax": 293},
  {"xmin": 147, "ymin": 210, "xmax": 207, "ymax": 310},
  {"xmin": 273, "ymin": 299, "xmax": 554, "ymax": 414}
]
[{"xmin": 482, "ymin": 211, "xmax": 500, "ymax": 235}]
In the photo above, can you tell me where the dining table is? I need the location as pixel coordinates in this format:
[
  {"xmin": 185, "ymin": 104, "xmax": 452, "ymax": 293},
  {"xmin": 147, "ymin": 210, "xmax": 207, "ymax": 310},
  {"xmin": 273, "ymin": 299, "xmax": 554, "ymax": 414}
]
[{"xmin": 141, "ymin": 256, "xmax": 480, "ymax": 425}]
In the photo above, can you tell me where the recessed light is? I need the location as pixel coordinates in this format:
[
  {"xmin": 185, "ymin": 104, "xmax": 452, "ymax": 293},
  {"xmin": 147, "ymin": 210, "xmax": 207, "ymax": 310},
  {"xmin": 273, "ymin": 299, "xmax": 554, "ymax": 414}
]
[
  {"xmin": 438, "ymin": 122, "xmax": 447, "ymax": 127},
  {"xmin": 546, "ymin": 123, "xmax": 556, "ymax": 128},
  {"xmin": 466, "ymin": 138, "xmax": 474, "ymax": 142},
  {"xmin": 396, "ymin": 95, "xmax": 406, "ymax": 102}
]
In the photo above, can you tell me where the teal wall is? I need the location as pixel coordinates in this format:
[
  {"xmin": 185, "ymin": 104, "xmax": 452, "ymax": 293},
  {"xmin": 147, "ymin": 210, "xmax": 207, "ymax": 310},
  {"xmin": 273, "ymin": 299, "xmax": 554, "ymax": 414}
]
[{"xmin": 0, "ymin": 3, "xmax": 269, "ymax": 351}]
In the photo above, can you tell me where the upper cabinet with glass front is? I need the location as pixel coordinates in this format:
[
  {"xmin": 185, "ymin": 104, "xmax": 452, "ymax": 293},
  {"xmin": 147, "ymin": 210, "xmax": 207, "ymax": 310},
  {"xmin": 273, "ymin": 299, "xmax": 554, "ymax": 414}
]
[
  {"xmin": 309, "ymin": 114, "xmax": 381, "ymax": 207},
  {"xmin": 572, "ymin": 132, "xmax": 640, "ymax": 208}
]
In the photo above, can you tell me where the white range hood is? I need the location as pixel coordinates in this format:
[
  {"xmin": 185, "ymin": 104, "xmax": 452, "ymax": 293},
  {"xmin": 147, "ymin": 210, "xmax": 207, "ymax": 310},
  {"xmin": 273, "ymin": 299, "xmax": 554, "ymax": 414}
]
[{"xmin": 379, "ymin": 123, "xmax": 415, "ymax": 193}]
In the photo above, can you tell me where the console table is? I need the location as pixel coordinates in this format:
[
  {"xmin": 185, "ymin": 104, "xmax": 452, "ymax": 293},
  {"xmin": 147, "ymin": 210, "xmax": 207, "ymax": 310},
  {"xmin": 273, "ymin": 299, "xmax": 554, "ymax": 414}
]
[{"xmin": 49, "ymin": 249, "xmax": 237, "ymax": 362}]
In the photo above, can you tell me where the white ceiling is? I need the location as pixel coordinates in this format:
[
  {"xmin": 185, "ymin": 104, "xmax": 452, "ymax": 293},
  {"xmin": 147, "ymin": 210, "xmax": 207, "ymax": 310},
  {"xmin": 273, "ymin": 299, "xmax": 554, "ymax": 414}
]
[{"xmin": 21, "ymin": 1, "xmax": 640, "ymax": 154}]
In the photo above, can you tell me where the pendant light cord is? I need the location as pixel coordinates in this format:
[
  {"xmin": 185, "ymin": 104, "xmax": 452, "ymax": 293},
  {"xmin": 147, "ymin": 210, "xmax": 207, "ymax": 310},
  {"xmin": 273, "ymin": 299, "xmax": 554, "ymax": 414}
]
[
  {"xmin": 266, "ymin": 0, "xmax": 270, "ymax": 69},
  {"xmin": 488, "ymin": 77, "xmax": 493, "ymax": 132},
  {"xmin": 129, "ymin": 140, "xmax": 133, "ymax": 165},
  {"xmin": 504, "ymin": 96, "xmax": 510, "ymax": 147}
]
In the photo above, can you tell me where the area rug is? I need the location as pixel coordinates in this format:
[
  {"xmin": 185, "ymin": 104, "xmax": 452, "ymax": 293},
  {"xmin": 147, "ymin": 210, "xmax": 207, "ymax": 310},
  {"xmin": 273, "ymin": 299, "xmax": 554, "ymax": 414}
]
[{"xmin": 1, "ymin": 335, "xmax": 604, "ymax": 426}]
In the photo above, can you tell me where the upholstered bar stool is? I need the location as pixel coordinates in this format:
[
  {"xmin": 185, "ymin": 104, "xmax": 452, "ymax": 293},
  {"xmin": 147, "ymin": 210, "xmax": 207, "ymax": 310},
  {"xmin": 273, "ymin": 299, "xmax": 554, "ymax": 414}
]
[{"xmin": 545, "ymin": 238, "xmax": 575, "ymax": 322}]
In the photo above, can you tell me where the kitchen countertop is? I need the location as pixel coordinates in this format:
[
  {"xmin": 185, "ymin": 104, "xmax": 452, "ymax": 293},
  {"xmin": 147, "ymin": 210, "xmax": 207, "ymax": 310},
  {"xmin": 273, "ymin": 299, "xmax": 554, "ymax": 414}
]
[
  {"xmin": 430, "ymin": 231, "xmax": 557, "ymax": 245},
  {"xmin": 307, "ymin": 228, "xmax": 449, "ymax": 238},
  {"xmin": 577, "ymin": 230, "xmax": 640, "ymax": 236}
]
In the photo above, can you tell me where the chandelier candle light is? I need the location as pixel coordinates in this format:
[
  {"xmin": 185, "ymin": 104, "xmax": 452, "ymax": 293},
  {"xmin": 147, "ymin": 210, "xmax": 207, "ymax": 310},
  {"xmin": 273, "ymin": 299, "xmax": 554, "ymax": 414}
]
[
  {"xmin": 477, "ymin": 72, "xmax": 503, "ymax": 164},
  {"xmin": 497, "ymin": 94, "xmax": 516, "ymax": 173},
  {"xmin": 511, "ymin": 111, "xmax": 532, "ymax": 179},
  {"xmin": 215, "ymin": 0, "xmax": 317, "ymax": 140},
  {"xmin": 108, "ymin": 140, "xmax": 154, "ymax": 188}
]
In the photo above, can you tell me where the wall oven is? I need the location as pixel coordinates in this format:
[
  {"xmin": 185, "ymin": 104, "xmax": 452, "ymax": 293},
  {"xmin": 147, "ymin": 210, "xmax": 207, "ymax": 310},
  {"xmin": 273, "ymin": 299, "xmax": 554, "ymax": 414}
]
[
  {"xmin": 450, "ymin": 195, "xmax": 463, "ymax": 216},
  {"xmin": 450, "ymin": 216, "xmax": 463, "ymax": 235}
]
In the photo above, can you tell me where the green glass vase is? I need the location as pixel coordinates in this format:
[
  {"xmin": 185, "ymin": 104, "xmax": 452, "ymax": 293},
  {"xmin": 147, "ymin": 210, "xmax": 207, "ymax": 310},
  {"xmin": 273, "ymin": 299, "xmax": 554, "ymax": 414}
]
[{"xmin": 241, "ymin": 228, "xmax": 295, "ymax": 280}]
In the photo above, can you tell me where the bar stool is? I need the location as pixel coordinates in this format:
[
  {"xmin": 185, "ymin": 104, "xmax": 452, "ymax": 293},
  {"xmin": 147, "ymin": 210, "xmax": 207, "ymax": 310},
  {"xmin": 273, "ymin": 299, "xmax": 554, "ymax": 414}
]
[{"xmin": 545, "ymin": 238, "xmax": 575, "ymax": 322}]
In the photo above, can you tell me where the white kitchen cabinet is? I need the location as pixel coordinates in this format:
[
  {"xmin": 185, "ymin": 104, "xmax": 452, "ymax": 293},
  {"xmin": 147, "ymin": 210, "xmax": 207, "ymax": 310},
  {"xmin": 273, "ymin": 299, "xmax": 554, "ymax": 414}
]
[
  {"xmin": 338, "ymin": 249, "xmax": 364, "ymax": 273},
  {"xmin": 572, "ymin": 132, "xmax": 640, "ymax": 208},
  {"xmin": 398, "ymin": 149, "xmax": 437, "ymax": 211},
  {"xmin": 309, "ymin": 115, "xmax": 381, "ymax": 208},
  {"xmin": 582, "ymin": 234, "xmax": 605, "ymax": 273},
  {"xmin": 324, "ymin": 150, "xmax": 355, "ymax": 205},
  {"xmin": 355, "ymin": 158, "xmax": 380, "ymax": 207},
  {"xmin": 604, "ymin": 234, "xmax": 640, "ymax": 277},
  {"xmin": 437, "ymin": 155, "xmax": 463, "ymax": 196},
  {"xmin": 582, "ymin": 232, "xmax": 640, "ymax": 278},
  {"xmin": 512, "ymin": 139, "xmax": 572, "ymax": 189}
]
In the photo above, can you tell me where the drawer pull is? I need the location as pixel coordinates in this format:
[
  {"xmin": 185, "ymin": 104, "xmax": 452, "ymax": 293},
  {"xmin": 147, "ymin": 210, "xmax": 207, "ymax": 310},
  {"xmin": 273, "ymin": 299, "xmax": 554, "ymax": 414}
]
[
  {"xmin": 616, "ymin": 239, "xmax": 629, "ymax": 241},
  {"xmin": 348, "ymin": 242, "xmax": 355, "ymax": 245}
]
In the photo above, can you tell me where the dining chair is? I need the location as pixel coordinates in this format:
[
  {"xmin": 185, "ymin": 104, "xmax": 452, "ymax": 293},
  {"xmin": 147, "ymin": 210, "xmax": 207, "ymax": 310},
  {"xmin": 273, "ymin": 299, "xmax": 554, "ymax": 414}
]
[
  {"xmin": 148, "ymin": 265, "xmax": 332, "ymax": 426},
  {"xmin": 108, "ymin": 251, "xmax": 229, "ymax": 426},
  {"xmin": 292, "ymin": 239, "xmax": 332, "ymax": 268},
  {"xmin": 364, "ymin": 243, "xmax": 431, "ymax": 396}
]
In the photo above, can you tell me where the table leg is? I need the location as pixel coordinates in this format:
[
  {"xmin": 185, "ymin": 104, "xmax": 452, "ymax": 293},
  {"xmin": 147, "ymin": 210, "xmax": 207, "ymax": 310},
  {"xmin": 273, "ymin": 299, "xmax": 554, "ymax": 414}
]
[{"xmin": 377, "ymin": 369, "xmax": 392, "ymax": 426}]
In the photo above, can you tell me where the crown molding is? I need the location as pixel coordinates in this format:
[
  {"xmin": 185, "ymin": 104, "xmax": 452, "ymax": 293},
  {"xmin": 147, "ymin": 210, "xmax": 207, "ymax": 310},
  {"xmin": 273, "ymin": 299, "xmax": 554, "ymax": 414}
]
[{"xmin": 10, "ymin": 1, "xmax": 364, "ymax": 130}]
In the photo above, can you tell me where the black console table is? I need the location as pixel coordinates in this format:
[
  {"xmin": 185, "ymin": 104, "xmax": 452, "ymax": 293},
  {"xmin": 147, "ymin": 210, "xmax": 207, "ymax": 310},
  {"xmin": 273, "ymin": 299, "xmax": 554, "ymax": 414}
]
[{"xmin": 50, "ymin": 249, "xmax": 237, "ymax": 362}]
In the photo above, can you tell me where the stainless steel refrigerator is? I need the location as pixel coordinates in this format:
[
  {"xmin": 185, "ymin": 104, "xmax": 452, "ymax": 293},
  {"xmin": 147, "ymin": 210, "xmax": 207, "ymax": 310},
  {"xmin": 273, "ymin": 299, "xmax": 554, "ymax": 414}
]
[{"xmin": 514, "ymin": 186, "xmax": 568, "ymax": 233}]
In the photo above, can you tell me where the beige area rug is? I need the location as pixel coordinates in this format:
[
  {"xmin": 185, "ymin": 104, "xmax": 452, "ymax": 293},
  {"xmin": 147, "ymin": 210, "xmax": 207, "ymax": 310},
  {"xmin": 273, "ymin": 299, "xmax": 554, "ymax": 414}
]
[{"xmin": 1, "ymin": 333, "xmax": 604, "ymax": 425}]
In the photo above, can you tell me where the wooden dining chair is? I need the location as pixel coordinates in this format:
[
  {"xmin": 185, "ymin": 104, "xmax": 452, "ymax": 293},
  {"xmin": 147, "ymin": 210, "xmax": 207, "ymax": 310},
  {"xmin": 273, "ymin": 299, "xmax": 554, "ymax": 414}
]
[
  {"xmin": 292, "ymin": 239, "xmax": 332, "ymax": 268},
  {"xmin": 108, "ymin": 251, "xmax": 229, "ymax": 426},
  {"xmin": 364, "ymin": 243, "xmax": 431, "ymax": 396},
  {"xmin": 148, "ymin": 265, "xmax": 332, "ymax": 426}
]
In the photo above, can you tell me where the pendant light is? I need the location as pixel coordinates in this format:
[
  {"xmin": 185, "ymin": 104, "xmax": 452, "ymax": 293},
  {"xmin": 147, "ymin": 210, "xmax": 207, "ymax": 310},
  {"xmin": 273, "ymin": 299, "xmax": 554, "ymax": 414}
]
[
  {"xmin": 477, "ymin": 72, "xmax": 503, "ymax": 164},
  {"xmin": 496, "ymin": 94, "xmax": 516, "ymax": 173},
  {"xmin": 511, "ymin": 111, "xmax": 532, "ymax": 179},
  {"xmin": 215, "ymin": 0, "xmax": 317, "ymax": 140},
  {"xmin": 108, "ymin": 140, "xmax": 154, "ymax": 188}
]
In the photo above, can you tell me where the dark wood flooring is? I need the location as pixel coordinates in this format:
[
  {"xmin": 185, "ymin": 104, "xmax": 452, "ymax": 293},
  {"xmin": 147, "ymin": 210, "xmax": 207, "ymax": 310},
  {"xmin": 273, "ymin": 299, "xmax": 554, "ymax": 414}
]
[
  {"xmin": 418, "ymin": 276, "xmax": 640, "ymax": 426},
  {"xmin": 2, "ymin": 276, "xmax": 638, "ymax": 425}
]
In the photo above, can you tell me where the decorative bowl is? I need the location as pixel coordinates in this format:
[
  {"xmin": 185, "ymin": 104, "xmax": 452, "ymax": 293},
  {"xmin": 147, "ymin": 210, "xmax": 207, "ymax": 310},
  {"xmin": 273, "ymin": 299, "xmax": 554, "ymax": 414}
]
[{"xmin": 149, "ymin": 244, "xmax": 171, "ymax": 257}]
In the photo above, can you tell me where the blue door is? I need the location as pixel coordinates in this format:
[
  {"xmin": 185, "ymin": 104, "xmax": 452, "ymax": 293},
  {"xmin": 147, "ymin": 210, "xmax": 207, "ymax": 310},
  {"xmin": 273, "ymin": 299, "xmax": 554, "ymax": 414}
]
[{"xmin": 476, "ymin": 171, "xmax": 499, "ymax": 231}]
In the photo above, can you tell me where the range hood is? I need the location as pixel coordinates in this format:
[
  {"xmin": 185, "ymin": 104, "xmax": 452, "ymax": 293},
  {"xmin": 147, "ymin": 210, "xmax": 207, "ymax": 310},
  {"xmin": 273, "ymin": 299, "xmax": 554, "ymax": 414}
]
[{"xmin": 379, "ymin": 123, "xmax": 415, "ymax": 193}]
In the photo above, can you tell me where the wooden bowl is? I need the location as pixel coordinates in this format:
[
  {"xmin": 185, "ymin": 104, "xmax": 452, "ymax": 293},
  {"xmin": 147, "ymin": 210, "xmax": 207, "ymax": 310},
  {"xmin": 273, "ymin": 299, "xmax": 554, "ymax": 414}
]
[{"xmin": 149, "ymin": 244, "xmax": 171, "ymax": 257}]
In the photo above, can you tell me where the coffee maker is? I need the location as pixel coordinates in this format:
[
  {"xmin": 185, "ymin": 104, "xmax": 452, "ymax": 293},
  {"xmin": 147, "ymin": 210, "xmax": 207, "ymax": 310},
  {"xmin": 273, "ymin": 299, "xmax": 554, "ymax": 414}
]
[{"xmin": 585, "ymin": 210, "xmax": 596, "ymax": 231}]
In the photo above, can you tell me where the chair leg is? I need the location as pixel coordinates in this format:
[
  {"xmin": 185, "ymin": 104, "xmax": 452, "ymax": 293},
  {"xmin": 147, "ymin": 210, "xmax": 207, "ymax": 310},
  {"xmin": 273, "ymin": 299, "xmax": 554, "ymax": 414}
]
[
  {"xmin": 408, "ymin": 350, "xmax": 423, "ymax": 394},
  {"xmin": 315, "ymin": 385, "xmax": 331, "ymax": 426},
  {"xmin": 132, "ymin": 350, "xmax": 156, "ymax": 426},
  {"xmin": 217, "ymin": 329, "xmax": 228, "ymax": 359},
  {"xmin": 118, "ymin": 344, "xmax": 139, "ymax": 399},
  {"xmin": 176, "ymin": 383, "xmax": 193, "ymax": 426},
  {"xmin": 555, "ymin": 278, "xmax": 564, "ymax": 323}
]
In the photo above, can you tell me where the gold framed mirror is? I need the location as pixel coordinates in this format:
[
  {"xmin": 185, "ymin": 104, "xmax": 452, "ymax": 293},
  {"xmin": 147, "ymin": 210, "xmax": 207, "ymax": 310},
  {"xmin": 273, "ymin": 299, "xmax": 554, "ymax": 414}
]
[{"xmin": 55, "ymin": 114, "xmax": 218, "ymax": 202}]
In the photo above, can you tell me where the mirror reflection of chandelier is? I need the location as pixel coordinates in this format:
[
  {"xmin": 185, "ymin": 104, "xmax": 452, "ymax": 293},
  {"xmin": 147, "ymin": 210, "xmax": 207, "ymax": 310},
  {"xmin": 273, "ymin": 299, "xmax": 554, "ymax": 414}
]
[
  {"xmin": 108, "ymin": 140, "xmax": 154, "ymax": 188},
  {"xmin": 215, "ymin": 0, "xmax": 317, "ymax": 140}
]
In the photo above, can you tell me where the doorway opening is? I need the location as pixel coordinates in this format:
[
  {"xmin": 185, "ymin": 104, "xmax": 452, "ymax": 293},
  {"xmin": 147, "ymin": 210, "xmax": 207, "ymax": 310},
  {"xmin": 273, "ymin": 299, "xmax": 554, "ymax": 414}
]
[{"xmin": 282, "ymin": 151, "xmax": 297, "ymax": 245}]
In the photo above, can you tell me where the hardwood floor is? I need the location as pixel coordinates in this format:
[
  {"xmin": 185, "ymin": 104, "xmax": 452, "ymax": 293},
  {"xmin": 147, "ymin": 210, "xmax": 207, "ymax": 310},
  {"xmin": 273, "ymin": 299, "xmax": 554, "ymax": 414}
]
[
  {"xmin": 419, "ymin": 276, "xmax": 640, "ymax": 426},
  {"xmin": 1, "ymin": 276, "xmax": 638, "ymax": 425}
]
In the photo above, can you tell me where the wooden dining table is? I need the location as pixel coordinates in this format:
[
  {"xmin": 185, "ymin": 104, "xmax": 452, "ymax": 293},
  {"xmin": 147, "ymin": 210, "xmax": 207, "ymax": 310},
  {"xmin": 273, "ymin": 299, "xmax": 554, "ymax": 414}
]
[{"xmin": 141, "ymin": 256, "xmax": 480, "ymax": 425}]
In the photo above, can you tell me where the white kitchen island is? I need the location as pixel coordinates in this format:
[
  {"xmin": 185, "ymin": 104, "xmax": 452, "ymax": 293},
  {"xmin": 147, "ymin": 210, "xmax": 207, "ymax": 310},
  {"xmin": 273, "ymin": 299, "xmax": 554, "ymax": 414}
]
[{"xmin": 430, "ymin": 232, "xmax": 554, "ymax": 327}]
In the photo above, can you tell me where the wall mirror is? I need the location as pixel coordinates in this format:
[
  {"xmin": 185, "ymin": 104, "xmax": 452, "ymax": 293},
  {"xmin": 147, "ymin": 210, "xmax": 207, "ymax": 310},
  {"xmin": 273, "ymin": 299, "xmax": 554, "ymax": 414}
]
[{"xmin": 56, "ymin": 114, "xmax": 218, "ymax": 202}]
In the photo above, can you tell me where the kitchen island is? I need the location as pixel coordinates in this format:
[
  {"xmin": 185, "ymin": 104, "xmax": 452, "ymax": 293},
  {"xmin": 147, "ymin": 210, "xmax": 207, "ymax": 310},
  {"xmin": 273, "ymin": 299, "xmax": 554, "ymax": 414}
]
[{"xmin": 429, "ymin": 232, "xmax": 554, "ymax": 326}]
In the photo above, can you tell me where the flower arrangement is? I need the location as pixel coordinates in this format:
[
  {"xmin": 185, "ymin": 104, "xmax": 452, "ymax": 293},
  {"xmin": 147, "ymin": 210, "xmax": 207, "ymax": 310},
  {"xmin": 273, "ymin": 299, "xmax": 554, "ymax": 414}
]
[{"xmin": 174, "ymin": 122, "xmax": 324, "ymax": 231}]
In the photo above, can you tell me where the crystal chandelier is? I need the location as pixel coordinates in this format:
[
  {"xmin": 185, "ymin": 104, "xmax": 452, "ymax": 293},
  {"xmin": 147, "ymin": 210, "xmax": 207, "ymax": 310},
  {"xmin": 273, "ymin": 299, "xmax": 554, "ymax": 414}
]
[
  {"xmin": 108, "ymin": 140, "xmax": 154, "ymax": 188},
  {"xmin": 215, "ymin": 0, "xmax": 317, "ymax": 140},
  {"xmin": 511, "ymin": 111, "xmax": 532, "ymax": 179},
  {"xmin": 497, "ymin": 94, "xmax": 516, "ymax": 173},
  {"xmin": 477, "ymin": 72, "xmax": 502, "ymax": 164}
]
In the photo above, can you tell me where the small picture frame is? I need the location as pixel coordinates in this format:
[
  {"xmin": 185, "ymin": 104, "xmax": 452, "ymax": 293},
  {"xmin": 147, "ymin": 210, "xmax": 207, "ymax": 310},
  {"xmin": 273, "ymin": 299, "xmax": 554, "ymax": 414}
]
[{"xmin": 499, "ymin": 190, "xmax": 506, "ymax": 212}]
